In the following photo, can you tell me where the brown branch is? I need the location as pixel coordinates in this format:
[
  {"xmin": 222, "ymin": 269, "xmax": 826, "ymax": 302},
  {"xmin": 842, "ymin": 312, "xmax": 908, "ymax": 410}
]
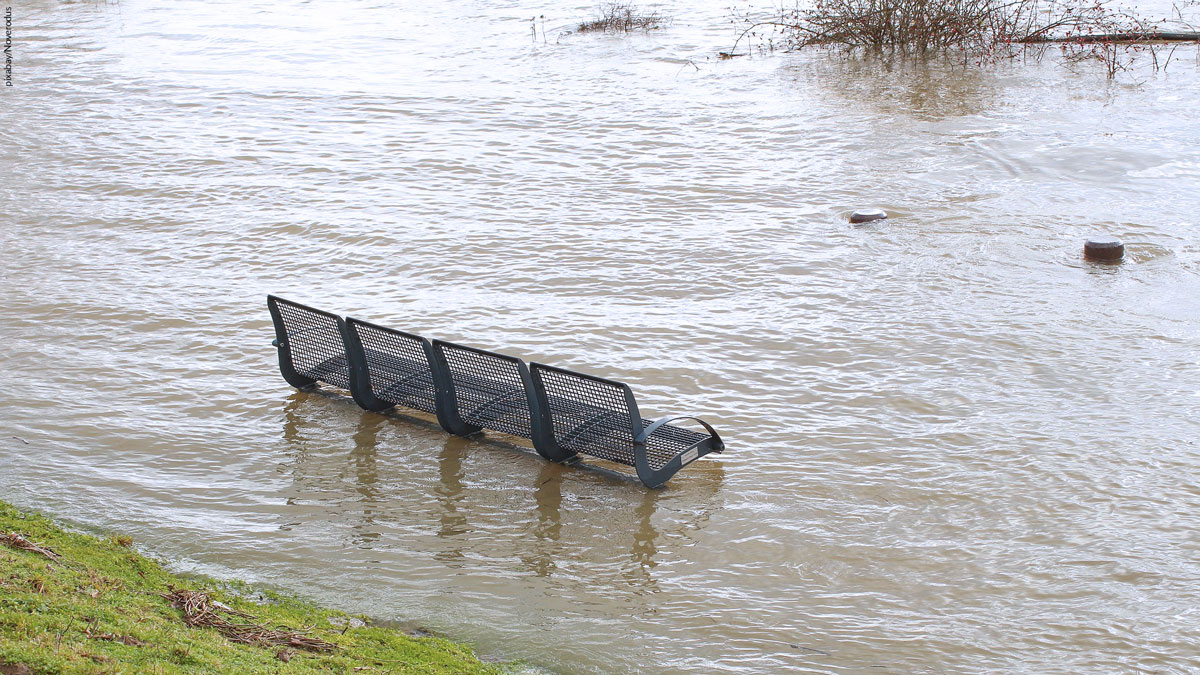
[
  {"xmin": 1022, "ymin": 31, "xmax": 1200, "ymax": 43},
  {"xmin": 1, "ymin": 532, "xmax": 61, "ymax": 561},
  {"xmin": 162, "ymin": 589, "xmax": 338, "ymax": 653}
]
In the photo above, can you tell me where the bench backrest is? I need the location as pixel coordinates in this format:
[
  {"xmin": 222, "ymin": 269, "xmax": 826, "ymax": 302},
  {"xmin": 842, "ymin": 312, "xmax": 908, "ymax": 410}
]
[
  {"xmin": 529, "ymin": 363, "xmax": 644, "ymax": 466},
  {"xmin": 345, "ymin": 318, "xmax": 440, "ymax": 416},
  {"xmin": 431, "ymin": 339, "xmax": 537, "ymax": 439},
  {"xmin": 267, "ymin": 295, "xmax": 351, "ymax": 390}
]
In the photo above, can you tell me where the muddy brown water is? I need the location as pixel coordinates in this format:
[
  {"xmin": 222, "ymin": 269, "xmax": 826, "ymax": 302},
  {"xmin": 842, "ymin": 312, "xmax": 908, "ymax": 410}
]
[{"xmin": 2, "ymin": 0, "xmax": 1199, "ymax": 672}]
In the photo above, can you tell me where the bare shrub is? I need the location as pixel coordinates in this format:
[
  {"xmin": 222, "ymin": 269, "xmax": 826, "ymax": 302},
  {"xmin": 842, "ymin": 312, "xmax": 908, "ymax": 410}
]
[
  {"xmin": 731, "ymin": 0, "xmax": 1199, "ymax": 77},
  {"xmin": 579, "ymin": 3, "xmax": 668, "ymax": 33}
]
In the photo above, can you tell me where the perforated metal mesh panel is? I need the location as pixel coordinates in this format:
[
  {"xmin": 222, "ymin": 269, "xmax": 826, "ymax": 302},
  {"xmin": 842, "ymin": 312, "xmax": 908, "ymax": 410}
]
[
  {"xmin": 437, "ymin": 343, "xmax": 532, "ymax": 438},
  {"xmin": 535, "ymin": 366, "xmax": 710, "ymax": 470},
  {"xmin": 274, "ymin": 299, "xmax": 350, "ymax": 389},
  {"xmin": 642, "ymin": 419, "xmax": 710, "ymax": 471},
  {"xmin": 350, "ymin": 321, "xmax": 438, "ymax": 414},
  {"xmin": 534, "ymin": 367, "xmax": 641, "ymax": 466}
]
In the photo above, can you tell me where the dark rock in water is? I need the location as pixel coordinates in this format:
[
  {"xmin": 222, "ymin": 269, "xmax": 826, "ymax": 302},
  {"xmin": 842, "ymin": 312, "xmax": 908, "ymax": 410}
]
[
  {"xmin": 850, "ymin": 208, "xmax": 887, "ymax": 224},
  {"xmin": 1084, "ymin": 236, "xmax": 1124, "ymax": 261}
]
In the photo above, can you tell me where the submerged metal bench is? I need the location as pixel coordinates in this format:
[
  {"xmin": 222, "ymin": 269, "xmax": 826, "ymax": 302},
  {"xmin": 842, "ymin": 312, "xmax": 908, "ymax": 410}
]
[{"xmin": 267, "ymin": 295, "xmax": 724, "ymax": 488}]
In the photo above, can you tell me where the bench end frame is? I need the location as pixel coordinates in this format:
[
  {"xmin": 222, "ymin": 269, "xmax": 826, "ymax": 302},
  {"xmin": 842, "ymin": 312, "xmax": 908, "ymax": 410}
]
[
  {"xmin": 634, "ymin": 415, "xmax": 724, "ymax": 489},
  {"xmin": 267, "ymin": 295, "xmax": 321, "ymax": 390}
]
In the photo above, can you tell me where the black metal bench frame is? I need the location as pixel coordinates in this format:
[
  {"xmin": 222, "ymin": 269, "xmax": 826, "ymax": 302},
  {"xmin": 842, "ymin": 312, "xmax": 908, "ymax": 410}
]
[{"xmin": 267, "ymin": 295, "xmax": 724, "ymax": 488}]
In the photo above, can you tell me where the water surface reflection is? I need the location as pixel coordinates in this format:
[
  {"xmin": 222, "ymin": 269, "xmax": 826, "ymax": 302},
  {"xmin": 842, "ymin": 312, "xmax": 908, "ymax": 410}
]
[{"xmin": 276, "ymin": 392, "xmax": 723, "ymax": 603}]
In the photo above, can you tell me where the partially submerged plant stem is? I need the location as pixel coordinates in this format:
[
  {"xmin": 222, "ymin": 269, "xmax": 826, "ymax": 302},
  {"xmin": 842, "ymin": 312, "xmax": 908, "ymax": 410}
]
[{"xmin": 579, "ymin": 2, "xmax": 668, "ymax": 33}]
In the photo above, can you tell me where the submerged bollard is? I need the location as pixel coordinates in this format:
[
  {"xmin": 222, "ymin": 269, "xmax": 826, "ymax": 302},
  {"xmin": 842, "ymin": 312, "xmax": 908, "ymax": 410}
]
[
  {"xmin": 850, "ymin": 208, "xmax": 887, "ymax": 224},
  {"xmin": 1084, "ymin": 236, "xmax": 1124, "ymax": 262}
]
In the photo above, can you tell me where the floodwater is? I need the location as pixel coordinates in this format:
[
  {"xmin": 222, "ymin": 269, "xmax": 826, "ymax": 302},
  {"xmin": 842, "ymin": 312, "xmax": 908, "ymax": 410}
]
[{"xmin": 2, "ymin": 0, "xmax": 1199, "ymax": 672}]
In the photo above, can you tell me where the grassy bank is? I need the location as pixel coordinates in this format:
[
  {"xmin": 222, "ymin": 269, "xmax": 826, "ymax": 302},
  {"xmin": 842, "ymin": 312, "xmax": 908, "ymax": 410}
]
[{"xmin": 0, "ymin": 501, "xmax": 507, "ymax": 674}]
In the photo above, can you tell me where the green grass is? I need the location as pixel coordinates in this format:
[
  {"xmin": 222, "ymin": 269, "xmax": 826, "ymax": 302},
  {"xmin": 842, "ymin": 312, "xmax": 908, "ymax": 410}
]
[{"xmin": 0, "ymin": 500, "xmax": 508, "ymax": 674}]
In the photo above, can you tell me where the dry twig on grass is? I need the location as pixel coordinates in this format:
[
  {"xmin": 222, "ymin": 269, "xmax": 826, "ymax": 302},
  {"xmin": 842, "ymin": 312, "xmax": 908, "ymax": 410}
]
[
  {"xmin": 162, "ymin": 589, "xmax": 338, "ymax": 654},
  {"xmin": 1, "ymin": 532, "xmax": 61, "ymax": 561},
  {"xmin": 84, "ymin": 627, "xmax": 146, "ymax": 647}
]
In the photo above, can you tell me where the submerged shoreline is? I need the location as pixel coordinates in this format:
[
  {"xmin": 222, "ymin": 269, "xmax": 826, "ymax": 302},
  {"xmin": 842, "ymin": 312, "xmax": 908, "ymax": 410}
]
[{"xmin": 0, "ymin": 500, "xmax": 511, "ymax": 674}]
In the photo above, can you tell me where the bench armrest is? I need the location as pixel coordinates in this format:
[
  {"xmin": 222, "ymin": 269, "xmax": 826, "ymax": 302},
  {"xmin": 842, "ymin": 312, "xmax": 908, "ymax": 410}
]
[
  {"xmin": 637, "ymin": 415, "xmax": 724, "ymax": 451},
  {"xmin": 632, "ymin": 415, "xmax": 724, "ymax": 488}
]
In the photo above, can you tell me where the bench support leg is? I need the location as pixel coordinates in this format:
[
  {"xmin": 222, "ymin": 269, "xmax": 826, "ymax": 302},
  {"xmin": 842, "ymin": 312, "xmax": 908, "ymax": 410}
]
[
  {"xmin": 339, "ymin": 321, "xmax": 398, "ymax": 413},
  {"xmin": 269, "ymin": 338, "xmax": 319, "ymax": 390}
]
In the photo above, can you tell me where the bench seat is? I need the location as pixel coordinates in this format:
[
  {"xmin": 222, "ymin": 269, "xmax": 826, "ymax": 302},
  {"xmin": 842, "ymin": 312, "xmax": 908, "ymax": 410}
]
[
  {"xmin": 267, "ymin": 296, "xmax": 352, "ymax": 391},
  {"xmin": 530, "ymin": 363, "xmax": 722, "ymax": 488},
  {"xmin": 346, "ymin": 318, "xmax": 442, "ymax": 417},
  {"xmin": 267, "ymin": 295, "xmax": 723, "ymax": 487}
]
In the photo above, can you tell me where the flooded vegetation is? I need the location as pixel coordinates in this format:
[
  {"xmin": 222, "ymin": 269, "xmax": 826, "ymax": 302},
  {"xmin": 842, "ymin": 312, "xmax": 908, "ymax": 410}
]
[
  {"xmin": 731, "ymin": 0, "xmax": 1200, "ymax": 77},
  {"xmin": 577, "ymin": 3, "xmax": 669, "ymax": 33},
  {"xmin": 1, "ymin": 0, "xmax": 1198, "ymax": 672}
]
